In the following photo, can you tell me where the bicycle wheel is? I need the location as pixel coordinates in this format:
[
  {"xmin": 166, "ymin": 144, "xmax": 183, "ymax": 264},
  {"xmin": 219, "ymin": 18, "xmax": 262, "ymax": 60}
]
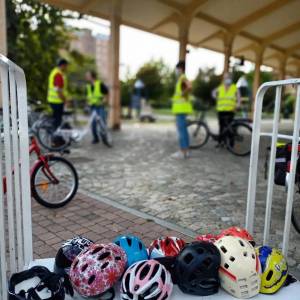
[
  {"xmin": 292, "ymin": 191, "xmax": 300, "ymax": 234},
  {"xmin": 187, "ymin": 121, "xmax": 210, "ymax": 149},
  {"xmin": 31, "ymin": 156, "xmax": 78, "ymax": 208},
  {"xmin": 97, "ymin": 119, "xmax": 113, "ymax": 147},
  {"xmin": 37, "ymin": 118, "xmax": 70, "ymax": 152},
  {"xmin": 226, "ymin": 122, "xmax": 252, "ymax": 156}
]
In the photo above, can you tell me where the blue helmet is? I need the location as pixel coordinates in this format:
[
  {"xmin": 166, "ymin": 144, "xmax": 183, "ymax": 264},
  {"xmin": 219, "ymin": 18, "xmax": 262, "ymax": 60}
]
[{"xmin": 113, "ymin": 235, "xmax": 148, "ymax": 267}]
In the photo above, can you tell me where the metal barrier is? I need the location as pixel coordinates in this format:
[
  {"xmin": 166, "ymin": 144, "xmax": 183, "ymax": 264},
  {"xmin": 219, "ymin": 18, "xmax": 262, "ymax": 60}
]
[
  {"xmin": 0, "ymin": 54, "xmax": 32, "ymax": 300},
  {"xmin": 246, "ymin": 78, "xmax": 300, "ymax": 257}
]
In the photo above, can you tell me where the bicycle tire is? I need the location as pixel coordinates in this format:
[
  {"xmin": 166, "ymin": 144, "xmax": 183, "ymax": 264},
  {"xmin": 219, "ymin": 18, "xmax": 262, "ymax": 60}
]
[
  {"xmin": 31, "ymin": 155, "xmax": 78, "ymax": 208},
  {"xmin": 187, "ymin": 120, "xmax": 210, "ymax": 149},
  {"xmin": 292, "ymin": 192, "xmax": 300, "ymax": 234},
  {"xmin": 97, "ymin": 119, "xmax": 113, "ymax": 148},
  {"xmin": 226, "ymin": 122, "xmax": 252, "ymax": 156},
  {"xmin": 36, "ymin": 118, "xmax": 71, "ymax": 152}
]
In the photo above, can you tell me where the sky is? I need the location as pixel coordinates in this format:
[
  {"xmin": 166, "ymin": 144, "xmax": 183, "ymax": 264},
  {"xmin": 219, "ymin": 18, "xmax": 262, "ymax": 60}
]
[{"xmin": 66, "ymin": 16, "xmax": 254, "ymax": 80}]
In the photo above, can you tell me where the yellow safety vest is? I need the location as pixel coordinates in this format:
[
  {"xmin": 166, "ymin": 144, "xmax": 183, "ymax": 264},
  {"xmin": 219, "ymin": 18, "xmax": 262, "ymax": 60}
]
[
  {"xmin": 86, "ymin": 80, "xmax": 104, "ymax": 106},
  {"xmin": 172, "ymin": 74, "xmax": 193, "ymax": 114},
  {"xmin": 47, "ymin": 67, "xmax": 68, "ymax": 104},
  {"xmin": 217, "ymin": 84, "xmax": 237, "ymax": 112}
]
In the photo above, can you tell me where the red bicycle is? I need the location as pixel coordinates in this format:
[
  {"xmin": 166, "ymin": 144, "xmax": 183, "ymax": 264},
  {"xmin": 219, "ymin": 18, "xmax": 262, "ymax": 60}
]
[{"xmin": 3, "ymin": 137, "xmax": 78, "ymax": 208}]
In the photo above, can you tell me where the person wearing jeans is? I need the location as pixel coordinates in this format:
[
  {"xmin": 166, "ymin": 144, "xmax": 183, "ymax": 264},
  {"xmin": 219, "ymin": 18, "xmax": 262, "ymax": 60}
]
[
  {"xmin": 171, "ymin": 61, "xmax": 193, "ymax": 159},
  {"xmin": 85, "ymin": 71, "xmax": 109, "ymax": 144}
]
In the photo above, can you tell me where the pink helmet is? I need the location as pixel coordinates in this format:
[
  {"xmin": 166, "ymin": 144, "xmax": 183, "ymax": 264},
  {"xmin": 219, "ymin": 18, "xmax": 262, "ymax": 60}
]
[
  {"xmin": 70, "ymin": 243, "xmax": 127, "ymax": 297},
  {"xmin": 120, "ymin": 260, "xmax": 173, "ymax": 300}
]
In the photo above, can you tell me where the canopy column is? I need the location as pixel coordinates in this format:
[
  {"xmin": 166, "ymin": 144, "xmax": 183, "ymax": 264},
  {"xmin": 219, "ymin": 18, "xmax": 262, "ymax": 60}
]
[
  {"xmin": 278, "ymin": 54, "xmax": 287, "ymax": 80},
  {"xmin": 109, "ymin": 0, "xmax": 122, "ymax": 130},
  {"xmin": 0, "ymin": 0, "xmax": 7, "ymax": 56},
  {"xmin": 178, "ymin": 17, "xmax": 191, "ymax": 61},
  {"xmin": 252, "ymin": 46, "xmax": 265, "ymax": 101},
  {"xmin": 223, "ymin": 33, "xmax": 234, "ymax": 74}
]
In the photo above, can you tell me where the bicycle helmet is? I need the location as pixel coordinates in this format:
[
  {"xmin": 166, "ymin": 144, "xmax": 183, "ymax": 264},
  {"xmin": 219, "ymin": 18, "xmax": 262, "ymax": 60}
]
[
  {"xmin": 113, "ymin": 235, "xmax": 148, "ymax": 267},
  {"xmin": 174, "ymin": 241, "xmax": 221, "ymax": 296},
  {"xmin": 54, "ymin": 236, "xmax": 94, "ymax": 275},
  {"xmin": 196, "ymin": 233, "xmax": 219, "ymax": 243},
  {"xmin": 120, "ymin": 260, "xmax": 173, "ymax": 300},
  {"xmin": 256, "ymin": 246, "xmax": 288, "ymax": 294},
  {"xmin": 149, "ymin": 236, "xmax": 185, "ymax": 258},
  {"xmin": 8, "ymin": 266, "xmax": 73, "ymax": 300},
  {"xmin": 218, "ymin": 226, "xmax": 255, "ymax": 246},
  {"xmin": 69, "ymin": 243, "xmax": 127, "ymax": 298},
  {"xmin": 215, "ymin": 236, "xmax": 261, "ymax": 299}
]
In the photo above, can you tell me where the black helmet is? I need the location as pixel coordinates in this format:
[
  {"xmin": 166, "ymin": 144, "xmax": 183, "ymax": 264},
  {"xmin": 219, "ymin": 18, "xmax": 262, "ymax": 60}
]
[
  {"xmin": 175, "ymin": 241, "xmax": 221, "ymax": 296},
  {"xmin": 8, "ymin": 266, "xmax": 73, "ymax": 300},
  {"xmin": 54, "ymin": 236, "xmax": 93, "ymax": 275}
]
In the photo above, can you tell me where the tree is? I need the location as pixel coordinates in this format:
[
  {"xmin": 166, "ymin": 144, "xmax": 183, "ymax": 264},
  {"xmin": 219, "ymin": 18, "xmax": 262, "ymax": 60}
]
[
  {"xmin": 6, "ymin": 0, "xmax": 72, "ymax": 102},
  {"xmin": 192, "ymin": 67, "xmax": 221, "ymax": 107}
]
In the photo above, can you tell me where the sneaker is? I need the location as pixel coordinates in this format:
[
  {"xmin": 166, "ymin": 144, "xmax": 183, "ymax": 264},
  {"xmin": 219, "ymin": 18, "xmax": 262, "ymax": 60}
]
[
  {"xmin": 91, "ymin": 139, "xmax": 99, "ymax": 144},
  {"xmin": 171, "ymin": 151, "xmax": 188, "ymax": 159}
]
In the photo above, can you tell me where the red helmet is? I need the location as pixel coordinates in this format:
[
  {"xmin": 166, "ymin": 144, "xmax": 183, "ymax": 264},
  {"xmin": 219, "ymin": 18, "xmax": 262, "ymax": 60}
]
[
  {"xmin": 149, "ymin": 237, "xmax": 185, "ymax": 258},
  {"xmin": 69, "ymin": 243, "xmax": 127, "ymax": 297},
  {"xmin": 218, "ymin": 227, "xmax": 255, "ymax": 246},
  {"xmin": 196, "ymin": 233, "xmax": 219, "ymax": 243}
]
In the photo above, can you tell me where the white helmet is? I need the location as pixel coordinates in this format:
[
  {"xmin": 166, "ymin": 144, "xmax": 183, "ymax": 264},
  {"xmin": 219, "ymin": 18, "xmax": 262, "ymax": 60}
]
[{"xmin": 215, "ymin": 236, "xmax": 261, "ymax": 299}]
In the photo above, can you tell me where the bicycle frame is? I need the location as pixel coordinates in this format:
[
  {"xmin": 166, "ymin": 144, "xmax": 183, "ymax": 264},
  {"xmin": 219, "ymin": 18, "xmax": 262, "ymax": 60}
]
[
  {"xmin": 2, "ymin": 137, "xmax": 59, "ymax": 194},
  {"xmin": 54, "ymin": 109, "xmax": 106, "ymax": 141}
]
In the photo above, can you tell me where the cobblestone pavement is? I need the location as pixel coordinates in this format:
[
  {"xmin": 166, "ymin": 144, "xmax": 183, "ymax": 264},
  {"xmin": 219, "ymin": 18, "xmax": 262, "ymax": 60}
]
[
  {"xmin": 32, "ymin": 192, "xmax": 191, "ymax": 259},
  {"xmin": 65, "ymin": 119, "xmax": 300, "ymax": 269}
]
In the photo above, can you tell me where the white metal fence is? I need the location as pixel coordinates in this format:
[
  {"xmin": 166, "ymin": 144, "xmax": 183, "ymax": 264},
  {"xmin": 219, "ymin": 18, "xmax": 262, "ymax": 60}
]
[
  {"xmin": 246, "ymin": 79, "xmax": 300, "ymax": 257},
  {"xmin": 0, "ymin": 54, "xmax": 32, "ymax": 300}
]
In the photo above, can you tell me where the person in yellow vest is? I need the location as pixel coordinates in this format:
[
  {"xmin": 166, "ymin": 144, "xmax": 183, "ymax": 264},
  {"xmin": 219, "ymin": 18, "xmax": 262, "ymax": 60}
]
[
  {"xmin": 47, "ymin": 58, "xmax": 69, "ymax": 129},
  {"xmin": 85, "ymin": 70, "xmax": 109, "ymax": 144},
  {"xmin": 213, "ymin": 72, "xmax": 241, "ymax": 145},
  {"xmin": 171, "ymin": 61, "xmax": 193, "ymax": 159}
]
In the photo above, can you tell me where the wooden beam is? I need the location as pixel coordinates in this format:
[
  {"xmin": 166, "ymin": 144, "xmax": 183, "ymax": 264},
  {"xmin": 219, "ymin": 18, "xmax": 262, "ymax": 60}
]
[
  {"xmin": 151, "ymin": 13, "xmax": 178, "ymax": 31},
  {"xmin": 197, "ymin": 30, "xmax": 223, "ymax": 45},
  {"xmin": 264, "ymin": 20, "xmax": 300, "ymax": 44},
  {"xmin": 196, "ymin": 11, "xmax": 230, "ymax": 30},
  {"xmin": 234, "ymin": 44, "xmax": 257, "ymax": 55},
  {"xmin": 158, "ymin": 0, "xmax": 182, "ymax": 13},
  {"xmin": 80, "ymin": 0, "xmax": 99, "ymax": 12},
  {"xmin": 231, "ymin": 0, "xmax": 294, "ymax": 32},
  {"xmin": 287, "ymin": 42, "xmax": 300, "ymax": 54}
]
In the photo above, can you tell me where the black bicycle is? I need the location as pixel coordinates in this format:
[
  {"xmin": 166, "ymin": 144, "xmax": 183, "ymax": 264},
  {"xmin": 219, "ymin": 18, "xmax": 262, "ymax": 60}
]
[
  {"xmin": 187, "ymin": 105, "xmax": 252, "ymax": 156},
  {"xmin": 264, "ymin": 147, "xmax": 300, "ymax": 234}
]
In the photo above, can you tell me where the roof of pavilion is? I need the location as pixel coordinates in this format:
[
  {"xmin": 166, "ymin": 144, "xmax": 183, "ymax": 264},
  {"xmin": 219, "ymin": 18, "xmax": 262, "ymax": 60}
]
[{"xmin": 41, "ymin": 0, "xmax": 300, "ymax": 76}]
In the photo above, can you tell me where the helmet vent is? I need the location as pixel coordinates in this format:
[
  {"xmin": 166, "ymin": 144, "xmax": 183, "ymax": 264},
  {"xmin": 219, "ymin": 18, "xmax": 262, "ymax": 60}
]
[
  {"xmin": 184, "ymin": 253, "xmax": 194, "ymax": 264},
  {"xmin": 220, "ymin": 246, "xmax": 227, "ymax": 253},
  {"xmin": 202, "ymin": 257, "xmax": 212, "ymax": 268},
  {"xmin": 243, "ymin": 252, "xmax": 248, "ymax": 257},
  {"xmin": 139, "ymin": 242, "xmax": 143, "ymax": 250},
  {"xmin": 252, "ymin": 254, "xmax": 255, "ymax": 259},
  {"xmin": 150, "ymin": 264, "xmax": 160, "ymax": 280},
  {"xmin": 115, "ymin": 241, "xmax": 120, "ymax": 246},
  {"xmin": 197, "ymin": 248, "xmax": 204, "ymax": 255},
  {"xmin": 124, "ymin": 273, "xmax": 130, "ymax": 291},
  {"xmin": 224, "ymin": 263, "xmax": 229, "ymax": 269},
  {"xmin": 127, "ymin": 238, "xmax": 132, "ymax": 246},
  {"xmin": 88, "ymin": 275, "xmax": 96, "ymax": 285},
  {"xmin": 239, "ymin": 240, "xmax": 245, "ymax": 247},
  {"xmin": 81, "ymin": 264, "xmax": 88, "ymax": 272},
  {"xmin": 140, "ymin": 264, "xmax": 151, "ymax": 280},
  {"xmin": 101, "ymin": 262, "xmax": 109, "ymax": 269},
  {"xmin": 92, "ymin": 246, "xmax": 103, "ymax": 254},
  {"xmin": 115, "ymin": 256, "xmax": 121, "ymax": 261},
  {"xmin": 161, "ymin": 269, "xmax": 166, "ymax": 284},
  {"xmin": 266, "ymin": 270, "xmax": 273, "ymax": 281},
  {"xmin": 98, "ymin": 252, "xmax": 110, "ymax": 260},
  {"xmin": 229, "ymin": 256, "xmax": 235, "ymax": 262},
  {"xmin": 155, "ymin": 244, "xmax": 160, "ymax": 249},
  {"xmin": 135, "ymin": 262, "xmax": 144, "ymax": 275}
]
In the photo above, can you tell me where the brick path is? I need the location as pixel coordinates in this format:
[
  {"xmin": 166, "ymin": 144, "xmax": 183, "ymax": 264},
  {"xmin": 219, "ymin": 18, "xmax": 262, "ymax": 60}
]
[{"xmin": 32, "ymin": 192, "xmax": 191, "ymax": 259}]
